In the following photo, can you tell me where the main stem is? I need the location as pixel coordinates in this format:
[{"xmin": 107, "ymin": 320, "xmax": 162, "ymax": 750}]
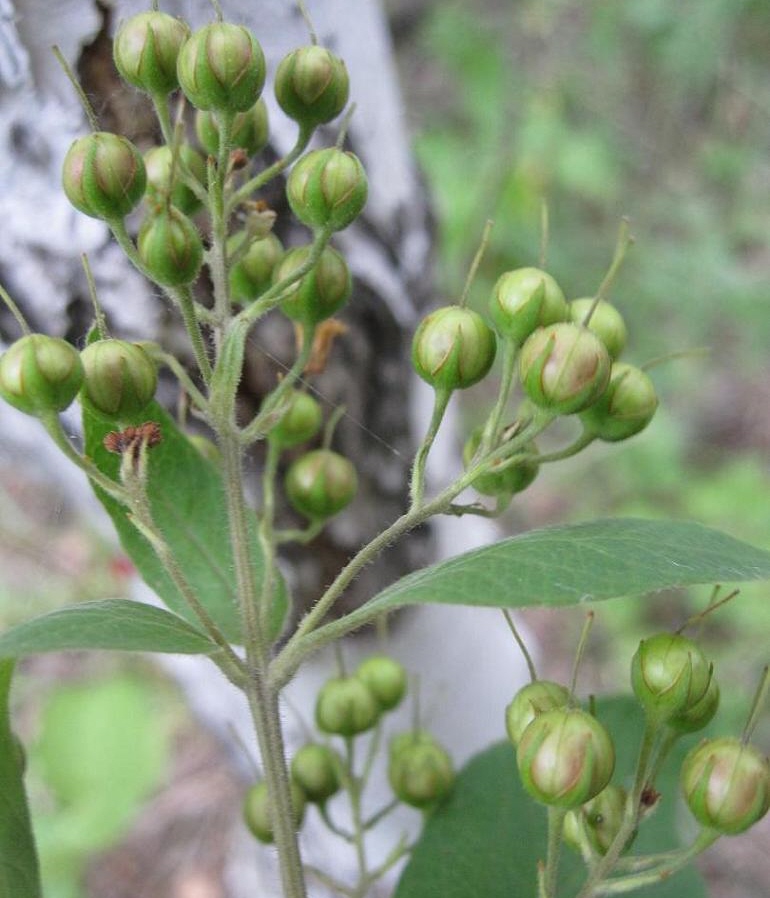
[{"xmin": 218, "ymin": 423, "xmax": 307, "ymax": 898}]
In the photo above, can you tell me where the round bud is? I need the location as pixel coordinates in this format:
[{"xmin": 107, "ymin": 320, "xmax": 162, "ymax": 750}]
[
  {"xmin": 177, "ymin": 23, "xmax": 265, "ymax": 113},
  {"xmin": 563, "ymin": 784, "xmax": 628, "ymax": 856},
  {"xmin": 463, "ymin": 426, "xmax": 539, "ymax": 498},
  {"xmin": 580, "ymin": 363, "xmax": 658, "ymax": 442},
  {"xmin": 143, "ymin": 144, "xmax": 206, "ymax": 215},
  {"xmin": 388, "ymin": 738, "xmax": 454, "ymax": 809},
  {"xmin": 681, "ymin": 737, "xmax": 770, "ymax": 835},
  {"xmin": 267, "ymin": 390, "xmax": 322, "ymax": 448},
  {"xmin": 505, "ymin": 680, "xmax": 571, "ymax": 748},
  {"xmin": 287, "ymin": 148, "xmax": 367, "ymax": 232},
  {"xmin": 517, "ymin": 708, "xmax": 615, "ymax": 809},
  {"xmin": 62, "ymin": 132, "xmax": 146, "ymax": 220},
  {"xmin": 113, "ymin": 11, "xmax": 189, "ymax": 95},
  {"xmin": 195, "ymin": 99, "xmax": 269, "ymax": 157},
  {"xmin": 569, "ymin": 298, "xmax": 627, "ymax": 360},
  {"xmin": 356, "ymin": 656, "xmax": 407, "ymax": 712},
  {"xmin": 243, "ymin": 780, "xmax": 306, "ymax": 844},
  {"xmin": 489, "ymin": 268, "xmax": 569, "ymax": 345},
  {"xmin": 285, "ymin": 449, "xmax": 357, "ymax": 520},
  {"xmin": 0, "ymin": 335, "xmax": 84, "ymax": 416},
  {"xmin": 273, "ymin": 245, "xmax": 351, "ymax": 324},
  {"xmin": 519, "ymin": 322, "xmax": 611, "ymax": 415},
  {"xmin": 669, "ymin": 676, "xmax": 720, "ymax": 735},
  {"xmin": 229, "ymin": 232, "xmax": 284, "ymax": 302},
  {"xmin": 315, "ymin": 675, "xmax": 379, "ymax": 736},
  {"xmin": 80, "ymin": 339, "xmax": 157, "ymax": 420},
  {"xmin": 631, "ymin": 633, "xmax": 713, "ymax": 725},
  {"xmin": 138, "ymin": 206, "xmax": 203, "ymax": 287},
  {"xmin": 275, "ymin": 46, "xmax": 349, "ymax": 127},
  {"xmin": 290, "ymin": 744, "xmax": 341, "ymax": 803},
  {"xmin": 412, "ymin": 306, "xmax": 497, "ymax": 392}
]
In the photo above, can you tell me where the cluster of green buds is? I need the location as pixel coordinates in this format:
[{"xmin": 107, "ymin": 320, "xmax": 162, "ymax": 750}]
[
  {"xmin": 0, "ymin": 333, "xmax": 157, "ymax": 424},
  {"xmin": 315, "ymin": 655, "xmax": 408, "ymax": 737},
  {"xmin": 410, "ymin": 246, "xmax": 659, "ymax": 510}
]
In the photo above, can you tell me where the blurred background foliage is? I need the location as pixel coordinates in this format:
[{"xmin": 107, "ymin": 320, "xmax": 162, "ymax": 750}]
[{"xmin": 392, "ymin": 0, "xmax": 770, "ymax": 737}]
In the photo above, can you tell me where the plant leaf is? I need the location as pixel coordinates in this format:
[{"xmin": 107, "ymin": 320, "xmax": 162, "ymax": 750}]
[
  {"xmin": 83, "ymin": 400, "xmax": 288, "ymax": 644},
  {"xmin": 349, "ymin": 518, "xmax": 770, "ymax": 623},
  {"xmin": 0, "ymin": 600, "xmax": 218, "ymax": 657},
  {"xmin": 395, "ymin": 696, "xmax": 707, "ymax": 898},
  {"xmin": 0, "ymin": 660, "xmax": 42, "ymax": 898}
]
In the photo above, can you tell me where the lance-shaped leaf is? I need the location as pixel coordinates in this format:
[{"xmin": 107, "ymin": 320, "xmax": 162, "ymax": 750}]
[
  {"xmin": 340, "ymin": 519, "xmax": 770, "ymax": 628},
  {"xmin": 0, "ymin": 660, "xmax": 42, "ymax": 898},
  {"xmin": 0, "ymin": 600, "xmax": 218, "ymax": 658}
]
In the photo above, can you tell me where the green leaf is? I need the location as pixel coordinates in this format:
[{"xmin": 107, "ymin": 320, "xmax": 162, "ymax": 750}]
[
  {"xmin": 396, "ymin": 696, "xmax": 707, "ymax": 898},
  {"xmin": 83, "ymin": 401, "xmax": 288, "ymax": 644},
  {"xmin": 0, "ymin": 660, "xmax": 42, "ymax": 898},
  {"xmin": 0, "ymin": 600, "xmax": 217, "ymax": 657},
  {"xmin": 351, "ymin": 519, "xmax": 770, "ymax": 622}
]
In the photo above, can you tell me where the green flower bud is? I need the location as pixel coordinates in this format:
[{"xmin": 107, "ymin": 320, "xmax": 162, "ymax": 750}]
[
  {"xmin": 489, "ymin": 267, "xmax": 569, "ymax": 345},
  {"xmin": 287, "ymin": 148, "xmax": 367, "ymax": 232},
  {"xmin": 177, "ymin": 23, "xmax": 265, "ymax": 113},
  {"xmin": 569, "ymin": 298, "xmax": 627, "ymax": 360},
  {"xmin": 80, "ymin": 339, "xmax": 157, "ymax": 420},
  {"xmin": 273, "ymin": 245, "xmax": 351, "ymax": 324},
  {"xmin": 682, "ymin": 737, "xmax": 770, "ymax": 835},
  {"xmin": 275, "ymin": 46, "xmax": 349, "ymax": 127},
  {"xmin": 290, "ymin": 744, "xmax": 342, "ymax": 803},
  {"xmin": 229, "ymin": 232, "xmax": 284, "ymax": 302},
  {"xmin": 315, "ymin": 675, "xmax": 379, "ymax": 736},
  {"xmin": 580, "ymin": 363, "xmax": 658, "ymax": 442},
  {"xmin": 195, "ymin": 99, "xmax": 269, "ymax": 157},
  {"xmin": 412, "ymin": 306, "xmax": 497, "ymax": 391},
  {"xmin": 463, "ymin": 426, "xmax": 539, "ymax": 498},
  {"xmin": 62, "ymin": 132, "xmax": 146, "ymax": 220},
  {"xmin": 285, "ymin": 449, "xmax": 357, "ymax": 519},
  {"xmin": 669, "ymin": 675, "xmax": 720, "ymax": 735},
  {"xmin": 564, "ymin": 784, "xmax": 628, "ymax": 856},
  {"xmin": 631, "ymin": 633, "xmax": 712, "ymax": 725},
  {"xmin": 356, "ymin": 656, "xmax": 407, "ymax": 712},
  {"xmin": 267, "ymin": 390, "xmax": 322, "ymax": 448},
  {"xmin": 143, "ymin": 144, "xmax": 206, "ymax": 215},
  {"xmin": 519, "ymin": 323, "xmax": 611, "ymax": 415},
  {"xmin": 388, "ymin": 738, "xmax": 454, "ymax": 809},
  {"xmin": 0, "ymin": 335, "xmax": 84, "ymax": 416},
  {"xmin": 505, "ymin": 680, "xmax": 571, "ymax": 748},
  {"xmin": 243, "ymin": 780, "xmax": 306, "ymax": 844},
  {"xmin": 138, "ymin": 206, "xmax": 203, "ymax": 287},
  {"xmin": 113, "ymin": 11, "xmax": 189, "ymax": 95},
  {"xmin": 517, "ymin": 708, "xmax": 615, "ymax": 809}
]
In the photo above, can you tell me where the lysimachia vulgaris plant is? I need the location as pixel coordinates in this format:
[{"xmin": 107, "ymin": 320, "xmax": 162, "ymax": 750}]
[{"xmin": 1, "ymin": 4, "xmax": 770, "ymax": 898}]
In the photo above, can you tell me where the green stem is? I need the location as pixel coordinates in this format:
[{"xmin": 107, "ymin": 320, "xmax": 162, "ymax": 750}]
[
  {"xmin": 592, "ymin": 831, "xmax": 718, "ymax": 896},
  {"xmin": 575, "ymin": 719, "xmax": 660, "ymax": 898},
  {"xmin": 241, "ymin": 326, "xmax": 316, "ymax": 445},
  {"xmin": 245, "ymin": 679, "xmax": 309, "ymax": 898},
  {"xmin": 409, "ymin": 388, "xmax": 452, "ymax": 510},
  {"xmin": 208, "ymin": 112, "xmax": 235, "ymax": 330},
  {"xmin": 258, "ymin": 439, "xmax": 281, "ymax": 636},
  {"xmin": 543, "ymin": 807, "xmax": 567, "ymax": 897},
  {"xmin": 154, "ymin": 350, "xmax": 209, "ymax": 413},
  {"xmin": 343, "ymin": 736, "xmax": 369, "ymax": 891},
  {"xmin": 39, "ymin": 412, "xmax": 128, "ymax": 503},
  {"xmin": 228, "ymin": 124, "xmax": 314, "ymax": 214},
  {"xmin": 176, "ymin": 286, "xmax": 213, "ymax": 382},
  {"xmin": 479, "ymin": 339, "xmax": 519, "ymax": 453},
  {"xmin": 150, "ymin": 92, "xmax": 174, "ymax": 147},
  {"xmin": 0, "ymin": 283, "xmax": 32, "ymax": 335},
  {"xmin": 121, "ymin": 461, "xmax": 245, "ymax": 679},
  {"xmin": 276, "ymin": 519, "xmax": 325, "ymax": 545},
  {"xmin": 271, "ymin": 415, "xmax": 551, "ymax": 687}
]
